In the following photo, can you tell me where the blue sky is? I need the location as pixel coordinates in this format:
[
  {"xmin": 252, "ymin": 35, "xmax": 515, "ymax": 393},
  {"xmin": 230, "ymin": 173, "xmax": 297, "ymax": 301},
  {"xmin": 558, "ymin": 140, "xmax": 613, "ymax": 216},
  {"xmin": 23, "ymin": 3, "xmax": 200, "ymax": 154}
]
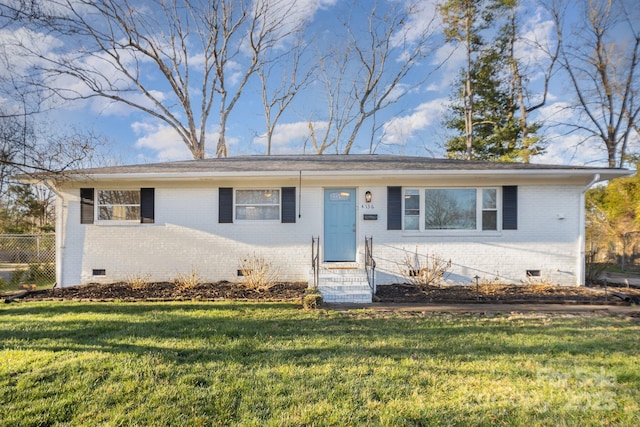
[{"xmin": 1, "ymin": 0, "xmax": 638, "ymax": 167}]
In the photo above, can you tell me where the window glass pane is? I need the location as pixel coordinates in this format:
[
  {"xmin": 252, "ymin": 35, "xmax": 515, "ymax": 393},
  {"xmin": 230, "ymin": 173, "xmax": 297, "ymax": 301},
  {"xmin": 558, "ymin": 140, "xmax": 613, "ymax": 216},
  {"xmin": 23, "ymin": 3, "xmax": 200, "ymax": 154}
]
[
  {"xmin": 329, "ymin": 191, "xmax": 352, "ymax": 201},
  {"xmin": 404, "ymin": 189, "xmax": 419, "ymax": 230},
  {"xmin": 482, "ymin": 189, "xmax": 497, "ymax": 209},
  {"xmin": 97, "ymin": 190, "xmax": 140, "ymax": 221},
  {"xmin": 236, "ymin": 190, "xmax": 279, "ymax": 205},
  {"xmin": 98, "ymin": 206, "xmax": 140, "ymax": 221},
  {"xmin": 98, "ymin": 190, "xmax": 140, "ymax": 205},
  {"xmin": 425, "ymin": 189, "xmax": 476, "ymax": 230},
  {"xmin": 482, "ymin": 211, "xmax": 497, "ymax": 230},
  {"xmin": 236, "ymin": 206, "xmax": 280, "ymax": 220},
  {"xmin": 404, "ymin": 216, "xmax": 419, "ymax": 231},
  {"xmin": 98, "ymin": 206, "xmax": 111, "ymax": 220}
]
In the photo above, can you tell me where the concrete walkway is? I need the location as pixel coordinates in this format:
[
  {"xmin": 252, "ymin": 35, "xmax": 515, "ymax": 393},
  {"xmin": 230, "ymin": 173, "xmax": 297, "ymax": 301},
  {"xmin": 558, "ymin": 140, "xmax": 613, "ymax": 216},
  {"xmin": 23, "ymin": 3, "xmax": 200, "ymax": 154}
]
[{"xmin": 324, "ymin": 302, "xmax": 640, "ymax": 316}]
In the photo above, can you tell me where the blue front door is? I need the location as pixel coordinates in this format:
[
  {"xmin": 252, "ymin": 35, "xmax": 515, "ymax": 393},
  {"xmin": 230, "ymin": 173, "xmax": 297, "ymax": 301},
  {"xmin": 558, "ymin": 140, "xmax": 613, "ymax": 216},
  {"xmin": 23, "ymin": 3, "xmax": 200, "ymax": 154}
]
[{"xmin": 324, "ymin": 188, "xmax": 356, "ymax": 262}]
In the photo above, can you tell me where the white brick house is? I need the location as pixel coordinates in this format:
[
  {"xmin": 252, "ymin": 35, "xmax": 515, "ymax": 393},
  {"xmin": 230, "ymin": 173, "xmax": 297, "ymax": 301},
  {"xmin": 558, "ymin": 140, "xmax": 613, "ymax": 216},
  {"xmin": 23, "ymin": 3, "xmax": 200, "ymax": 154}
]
[{"xmin": 35, "ymin": 155, "xmax": 629, "ymax": 302}]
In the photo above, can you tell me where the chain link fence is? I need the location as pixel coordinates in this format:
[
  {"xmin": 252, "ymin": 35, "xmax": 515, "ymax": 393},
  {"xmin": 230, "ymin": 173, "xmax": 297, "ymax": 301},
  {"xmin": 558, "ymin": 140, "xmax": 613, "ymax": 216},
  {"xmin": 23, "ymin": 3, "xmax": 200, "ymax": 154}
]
[{"xmin": 0, "ymin": 234, "xmax": 55, "ymax": 289}]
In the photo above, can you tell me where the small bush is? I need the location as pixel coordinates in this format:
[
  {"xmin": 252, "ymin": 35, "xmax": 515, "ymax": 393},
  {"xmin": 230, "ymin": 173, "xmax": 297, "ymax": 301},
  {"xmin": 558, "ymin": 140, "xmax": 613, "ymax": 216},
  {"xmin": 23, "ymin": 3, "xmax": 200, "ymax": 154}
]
[
  {"xmin": 585, "ymin": 249, "xmax": 608, "ymax": 285},
  {"xmin": 26, "ymin": 262, "xmax": 55, "ymax": 285},
  {"xmin": 127, "ymin": 273, "xmax": 151, "ymax": 290},
  {"xmin": 302, "ymin": 288, "xmax": 323, "ymax": 309},
  {"xmin": 9, "ymin": 269, "xmax": 26, "ymax": 288},
  {"xmin": 399, "ymin": 248, "xmax": 452, "ymax": 289},
  {"xmin": 239, "ymin": 253, "xmax": 280, "ymax": 290},
  {"xmin": 173, "ymin": 268, "xmax": 201, "ymax": 289}
]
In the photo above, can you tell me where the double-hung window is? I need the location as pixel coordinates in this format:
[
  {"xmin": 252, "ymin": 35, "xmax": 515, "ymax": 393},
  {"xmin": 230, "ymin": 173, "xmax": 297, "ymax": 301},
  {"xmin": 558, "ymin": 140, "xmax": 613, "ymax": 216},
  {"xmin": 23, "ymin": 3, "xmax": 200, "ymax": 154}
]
[
  {"xmin": 235, "ymin": 189, "xmax": 280, "ymax": 221},
  {"xmin": 403, "ymin": 188, "xmax": 499, "ymax": 232},
  {"xmin": 97, "ymin": 190, "xmax": 141, "ymax": 221}
]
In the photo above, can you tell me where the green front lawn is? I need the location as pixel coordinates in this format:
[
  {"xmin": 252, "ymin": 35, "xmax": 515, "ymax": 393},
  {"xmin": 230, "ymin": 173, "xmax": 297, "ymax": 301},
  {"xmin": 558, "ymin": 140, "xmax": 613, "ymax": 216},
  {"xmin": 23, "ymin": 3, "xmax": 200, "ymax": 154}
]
[{"xmin": 1, "ymin": 302, "xmax": 638, "ymax": 426}]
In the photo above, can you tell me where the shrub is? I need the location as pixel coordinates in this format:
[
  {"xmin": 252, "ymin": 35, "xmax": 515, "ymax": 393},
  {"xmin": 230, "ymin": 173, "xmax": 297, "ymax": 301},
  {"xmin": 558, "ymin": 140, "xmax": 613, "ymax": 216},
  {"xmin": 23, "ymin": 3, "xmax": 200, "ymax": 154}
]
[
  {"xmin": 127, "ymin": 273, "xmax": 151, "ymax": 290},
  {"xmin": 585, "ymin": 248, "xmax": 608, "ymax": 285},
  {"xmin": 9, "ymin": 268, "xmax": 26, "ymax": 288},
  {"xmin": 173, "ymin": 268, "xmax": 201, "ymax": 289},
  {"xmin": 302, "ymin": 288, "xmax": 323, "ymax": 309},
  {"xmin": 399, "ymin": 247, "xmax": 452, "ymax": 289},
  {"xmin": 239, "ymin": 253, "xmax": 279, "ymax": 290}
]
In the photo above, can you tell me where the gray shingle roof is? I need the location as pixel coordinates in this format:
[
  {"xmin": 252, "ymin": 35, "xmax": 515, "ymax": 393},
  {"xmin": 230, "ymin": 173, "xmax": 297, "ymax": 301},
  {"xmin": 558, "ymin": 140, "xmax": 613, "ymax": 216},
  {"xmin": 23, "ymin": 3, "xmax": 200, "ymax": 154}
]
[{"xmin": 65, "ymin": 154, "xmax": 623, "ymax": 175}]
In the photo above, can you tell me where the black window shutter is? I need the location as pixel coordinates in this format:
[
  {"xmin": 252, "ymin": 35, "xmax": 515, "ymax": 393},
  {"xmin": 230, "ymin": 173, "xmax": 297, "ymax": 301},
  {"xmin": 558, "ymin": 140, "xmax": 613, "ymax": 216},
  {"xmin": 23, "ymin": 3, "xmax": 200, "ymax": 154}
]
[
  {"xmin": 502, "ymin": 185, "xmax": 518, "ymax": 230},
  {"xmin": 219, "ymin": 187, "xmax": 233, "ymax": 223},
  {"xmin": 387, "ymin": 186, "xmax": 402, "ymax": 230},
  {"xmin": 140, "ymin": 188, "xmax": 155, "ymax": 224},
  {"xmin": 80, "ymin": 188, "xmax": 94, "ymax": 224},
  {"xmin": 281, "ymin": 187, "xmax": 296, "ymax": 223}
]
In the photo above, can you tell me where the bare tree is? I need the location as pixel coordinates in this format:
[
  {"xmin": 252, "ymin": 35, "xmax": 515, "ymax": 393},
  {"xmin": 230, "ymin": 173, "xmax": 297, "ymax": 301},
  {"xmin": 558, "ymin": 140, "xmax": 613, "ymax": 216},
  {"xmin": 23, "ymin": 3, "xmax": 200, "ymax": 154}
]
[
  {"xmin": 551, "ymin": 0, "xmax": 640, "ymax": 167},
  {"xmin": 256, "ymin": 33, "xmax": 314, "ymax": 155},
  {"xmin": 307, "ymin": 46, "xmax": 356, "ymax": 154},
  {"xmin": 2, "ymin": 0, "xmax": 302, "ymax": 159},
  {"xmin": 309, "ymin": 0, "xmax": 443, "ymax": 154},
  {"xmin": 504, "ymin": 2, "xmax": 559, "ymax": 162}
]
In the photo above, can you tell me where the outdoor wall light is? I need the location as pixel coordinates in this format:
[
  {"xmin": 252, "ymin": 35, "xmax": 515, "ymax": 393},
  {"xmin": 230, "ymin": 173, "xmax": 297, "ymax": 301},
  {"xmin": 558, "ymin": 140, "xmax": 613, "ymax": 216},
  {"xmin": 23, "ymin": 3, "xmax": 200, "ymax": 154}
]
[{"xmin": 365, "ymin": 191, "xmax": 372, "ymax": 203}]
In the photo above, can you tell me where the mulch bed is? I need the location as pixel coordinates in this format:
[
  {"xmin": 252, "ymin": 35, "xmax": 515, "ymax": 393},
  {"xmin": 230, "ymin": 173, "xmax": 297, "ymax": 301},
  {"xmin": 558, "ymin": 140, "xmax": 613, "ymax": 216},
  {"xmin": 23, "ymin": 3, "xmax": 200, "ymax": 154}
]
[
  {"xmin": 374, "ymin": 283, "xmax": 640, "ymax": 304},
  {"xmin": 5, "ymin": 281, "xmax": 640, "ymax": 305},
  {"xmin": 14, "ymin": 281, "xmax": 308, "ymax": 302}
]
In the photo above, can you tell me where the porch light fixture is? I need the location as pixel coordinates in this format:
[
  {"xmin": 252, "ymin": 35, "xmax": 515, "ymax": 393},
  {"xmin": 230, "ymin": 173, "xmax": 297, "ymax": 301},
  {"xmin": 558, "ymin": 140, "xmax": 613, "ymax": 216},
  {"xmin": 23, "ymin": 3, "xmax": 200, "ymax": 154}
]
[
  {"xmin": 365, "ymin": 191, "xmax": 372, "ymax": 203},
  {"xmin": 263, "ymin": 191, "xmax": 272, "ymax": 198}
]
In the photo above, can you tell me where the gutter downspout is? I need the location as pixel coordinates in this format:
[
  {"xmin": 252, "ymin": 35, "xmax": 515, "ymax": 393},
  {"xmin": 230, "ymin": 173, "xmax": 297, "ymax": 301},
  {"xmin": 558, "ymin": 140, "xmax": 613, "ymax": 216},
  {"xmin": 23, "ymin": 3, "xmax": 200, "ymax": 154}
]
[
  {"xmin": 44, "ymin": 179, "xmax": 64, "ymax": 288},
  {"xmin": 578, "ymin": 174, "xmax": 600, "ymax": 286}
]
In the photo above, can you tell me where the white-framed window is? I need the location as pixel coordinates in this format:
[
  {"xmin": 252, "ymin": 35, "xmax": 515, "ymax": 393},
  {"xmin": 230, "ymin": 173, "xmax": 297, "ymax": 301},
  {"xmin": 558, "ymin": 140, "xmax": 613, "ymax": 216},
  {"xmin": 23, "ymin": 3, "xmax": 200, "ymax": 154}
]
[
  {"xmin": 235, "ymin": 189, "xmax": 280, "ymax": 221},
  {"xmin": 403, "ymin": 187, "xmax": 499, "ymax": 232},
  {"xmin": 481, "ymin": 189, "xmax": 498, "ymax": 230},
  {"xmin": 97, "ymin": 190, "xmax": 141, "ymax": 221}
]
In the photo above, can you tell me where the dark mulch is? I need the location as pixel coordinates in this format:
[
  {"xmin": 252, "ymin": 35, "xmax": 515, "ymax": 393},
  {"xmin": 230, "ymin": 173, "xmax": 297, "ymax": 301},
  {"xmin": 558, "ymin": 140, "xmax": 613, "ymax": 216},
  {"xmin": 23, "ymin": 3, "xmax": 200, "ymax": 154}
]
[
  {"xmin": 6, "ymin": 281, "xmax": 640, "ymax": 305},
  {"xmin": 16, "ymin": 281, "xmax": 308, "ymax": 302},
  {"xmin": 374, "ymin": 283, "xmax": 639, "ymax": 304}
]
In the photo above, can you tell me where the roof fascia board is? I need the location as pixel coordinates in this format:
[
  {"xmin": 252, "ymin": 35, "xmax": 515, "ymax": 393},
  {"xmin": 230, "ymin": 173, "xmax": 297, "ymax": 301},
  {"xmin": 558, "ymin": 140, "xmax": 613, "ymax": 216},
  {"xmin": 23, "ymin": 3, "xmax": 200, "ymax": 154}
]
[{"xmin": 55, "ymin": 168, "xmax": 632, "ymax": 182}]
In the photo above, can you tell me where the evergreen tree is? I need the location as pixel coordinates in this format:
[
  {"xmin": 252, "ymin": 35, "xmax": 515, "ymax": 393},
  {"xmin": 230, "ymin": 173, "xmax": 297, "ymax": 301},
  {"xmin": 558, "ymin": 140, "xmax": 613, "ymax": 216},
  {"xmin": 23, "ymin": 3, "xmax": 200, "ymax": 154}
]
[{"xmin": 442, "ymin": 0, "xmax": 545, "ymax": 162}]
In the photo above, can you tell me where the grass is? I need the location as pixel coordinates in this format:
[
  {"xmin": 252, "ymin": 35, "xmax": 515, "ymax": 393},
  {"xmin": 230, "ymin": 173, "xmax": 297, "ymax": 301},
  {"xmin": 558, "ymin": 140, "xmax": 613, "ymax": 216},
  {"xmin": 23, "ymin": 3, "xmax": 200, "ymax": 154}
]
[{"xmin": 1, "ymin": 302, "xmax": 639, "ymax": 426}]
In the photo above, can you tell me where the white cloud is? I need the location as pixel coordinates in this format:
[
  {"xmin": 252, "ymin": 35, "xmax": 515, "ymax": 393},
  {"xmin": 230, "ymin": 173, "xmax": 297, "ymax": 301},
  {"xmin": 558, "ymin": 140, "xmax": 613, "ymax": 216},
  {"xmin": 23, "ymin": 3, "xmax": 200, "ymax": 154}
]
[
  {"xmin": 132, "ymin": 121, "xmax": 243, "ymax": 160},
  {"xmin": 537, "ymin": 101, "xmax": 576, "ymax": 124},
  {"xmin": 90, "ymin": 90, "xmax": 167, "ymax": 116},
  {"xmin": 392, "ymin": 0, "xmax": 442, "ymax": 47},
  {"xmin": 535, "ymin": 132, "xmax": 609, "ymax": 166},
  {"xmin": 425, "ymin": 43, "xmax": 465, "ymax": 92},
  {"xmin": 381, "ymin": 98, "xmax": 447, "ymax": 146},
  {"xmin": 253, "ymin": 120, "xmax": 328, "ymax": 153},
  {"xmin": 132, "ymin": 122, "xmax": 193, "ymax": 161},
  {"xmin": 514, "ymin": 6, "xmax": 557, "ymax": 76},
  {"xmin": 0, "ymin": 27, "xmax": 63, "ymax": 78}
]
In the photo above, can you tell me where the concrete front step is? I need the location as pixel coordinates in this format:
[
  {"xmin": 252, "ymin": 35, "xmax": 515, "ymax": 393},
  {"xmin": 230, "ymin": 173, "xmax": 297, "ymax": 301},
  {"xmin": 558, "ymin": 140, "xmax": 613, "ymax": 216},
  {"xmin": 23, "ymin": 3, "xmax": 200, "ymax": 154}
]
[{"xmin": 315, "ymin": 268, "xmax": 373, "ymax": 303}]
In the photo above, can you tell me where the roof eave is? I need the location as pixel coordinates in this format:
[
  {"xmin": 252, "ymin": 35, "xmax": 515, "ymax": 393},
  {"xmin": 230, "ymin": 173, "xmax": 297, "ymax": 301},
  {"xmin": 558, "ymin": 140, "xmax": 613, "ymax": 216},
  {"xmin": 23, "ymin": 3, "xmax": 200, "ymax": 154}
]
[{"xmin": 31, "ymin": 167, "xmax": 632, "ymax": 183}]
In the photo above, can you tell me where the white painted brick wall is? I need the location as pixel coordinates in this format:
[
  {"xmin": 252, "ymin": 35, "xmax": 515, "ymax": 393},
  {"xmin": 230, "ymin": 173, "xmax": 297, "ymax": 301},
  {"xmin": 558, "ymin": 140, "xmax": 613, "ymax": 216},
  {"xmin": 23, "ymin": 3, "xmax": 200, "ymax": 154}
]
[
  {"xmin": 362, "ymin": 184, "xmax": 582, "ymax": 286},
  {"xmin": 58, "ymin": 180, "xmax": 584, "ymax": 287}
]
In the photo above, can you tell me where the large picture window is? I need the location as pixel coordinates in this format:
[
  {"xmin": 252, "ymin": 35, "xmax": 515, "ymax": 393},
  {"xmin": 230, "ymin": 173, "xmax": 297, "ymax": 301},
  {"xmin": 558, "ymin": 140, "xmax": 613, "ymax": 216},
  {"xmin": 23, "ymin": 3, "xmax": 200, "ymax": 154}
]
[
  {"xmin": 97, "ymin": 190, "xmax": 141, "ymax": 221},
  {"xmin": 425, "ymin": 189, "xmax": 476, "ymax": 230},
  {"xmin": 235, "ymin": 189, "xmax": 280, "ymax": 221},
  {"xmin": 404, "ymin": 188, "xmax": 499, "ymax": 232}
]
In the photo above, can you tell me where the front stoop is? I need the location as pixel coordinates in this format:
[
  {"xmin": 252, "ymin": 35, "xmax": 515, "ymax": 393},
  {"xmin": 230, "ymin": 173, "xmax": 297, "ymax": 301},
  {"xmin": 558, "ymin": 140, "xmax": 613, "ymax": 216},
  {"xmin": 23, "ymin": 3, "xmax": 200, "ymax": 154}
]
[{"xmin": 314, "ymin": 269, "xmax": 373, "ymax": 303}]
